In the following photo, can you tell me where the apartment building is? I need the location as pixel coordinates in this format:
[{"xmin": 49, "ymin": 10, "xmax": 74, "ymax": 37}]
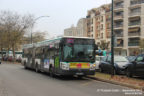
[
  {"xmin": 114, "ymin": 0, "xmax": 144, "ymax": 56},
  {"xmin": 86, "ymin": 4, "xmax": 111, "ymax": 49},
  {"xmin": 64, "ymin": 18, "xmax": 87, "ymax": 37},
  {"xmin": 64, "ymin": 25, "xmax": 77, "ymax": 36}
]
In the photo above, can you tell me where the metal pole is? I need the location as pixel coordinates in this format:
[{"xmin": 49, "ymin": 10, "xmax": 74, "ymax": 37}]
[
  {"xmin": 31, "ymin": 16, "xmax": 50, "ymax": 44},
  {"xmin": 111, "ymin": 0, "xmax": 114, "ymax": 76}
]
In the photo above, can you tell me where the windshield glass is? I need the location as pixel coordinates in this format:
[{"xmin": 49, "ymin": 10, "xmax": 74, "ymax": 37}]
[
  {"xmin": 114, "ymin": 56, "xmax": 128, "ymax": 62},
  {"xmin": 63, "ymin": 44, "xmax": 94, "ymax": 62}
]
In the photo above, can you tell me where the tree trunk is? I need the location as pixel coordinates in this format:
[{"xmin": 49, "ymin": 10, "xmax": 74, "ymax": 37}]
[
  {"xmin": 1, "ymin": 47, "xmax": 4, "ymax": 59},
  {"xmin": 12, "ymin": 44, "xmax": 16, "ymax": 62}
]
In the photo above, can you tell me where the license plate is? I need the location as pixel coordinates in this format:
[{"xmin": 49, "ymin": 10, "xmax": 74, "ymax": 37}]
[{"xmin": 76, "ymin": 73, "xmax": 84, "ymax": 75}]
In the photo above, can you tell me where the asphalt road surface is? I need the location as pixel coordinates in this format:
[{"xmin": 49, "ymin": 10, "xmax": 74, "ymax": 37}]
[{"xmin": 0, "ymin": 62, "xmax": 143, "ymax": 96}]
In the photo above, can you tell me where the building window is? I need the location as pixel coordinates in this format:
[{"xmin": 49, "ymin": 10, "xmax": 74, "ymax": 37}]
[
  {"xmin": 91, "ymin": 26, "xmax": 93, "ymax": 32},
  {"xmin": 101, "ymin": 24, "xmax": 103, "ymax": 30},
  {"xmin": 101, "ymin": 16, "xmax": 103, "ymax": 22},
  {"xmin": 101, "ymin": 33, "xmax": 103, "ymax": 38},
  {"xmin": 91, "ymin": 19, "xmax": 93, "ymax": 24}
]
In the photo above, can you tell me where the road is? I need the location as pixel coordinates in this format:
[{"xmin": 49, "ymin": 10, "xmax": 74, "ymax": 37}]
[{"xmin": 0, "ymin": 63, "xmax": 143, "ymax": 96}]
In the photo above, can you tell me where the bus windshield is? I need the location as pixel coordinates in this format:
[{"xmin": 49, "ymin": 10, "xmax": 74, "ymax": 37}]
[{"xmin": 63, "ymin": 44, "xmax": 94, "ymax": 62}]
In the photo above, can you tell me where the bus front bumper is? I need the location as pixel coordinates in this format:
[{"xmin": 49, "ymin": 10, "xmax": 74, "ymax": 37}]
[{"xmin": 59, "ymin": 69, "xmax": 95, "ymax": 76}]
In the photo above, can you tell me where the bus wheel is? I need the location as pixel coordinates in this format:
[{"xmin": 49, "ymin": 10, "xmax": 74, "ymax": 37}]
[
  {"xmin": 24, "ymin": 62, "xmax": 27, "ymax": 69},
  {"xmin": 49, "ymin": 67, "xmax": 54, "ymax": 77}
]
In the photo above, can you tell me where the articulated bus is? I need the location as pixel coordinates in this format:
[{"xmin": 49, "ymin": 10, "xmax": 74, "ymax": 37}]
[{"xmin": 22, "ymin": 36, "xmax": 97, "ymax": 77}]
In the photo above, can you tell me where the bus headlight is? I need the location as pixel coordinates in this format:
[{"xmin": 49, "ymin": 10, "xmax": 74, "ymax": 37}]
[
  {"xmin": 61, "ymin": 62, "xmax": 69, "ymax": 70},
  {"xmin": 90, "ymin": 64, "xmax": 96, "ymax": 70}
]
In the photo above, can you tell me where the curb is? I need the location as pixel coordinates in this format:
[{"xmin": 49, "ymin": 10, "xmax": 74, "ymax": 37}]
[
  {"xmin": 2, "ymin": 61, "xmax": 21, "ymax": 65},
  {"xmin": 87, "ymin": 76, "xmax": 144, "ymax": 91}
]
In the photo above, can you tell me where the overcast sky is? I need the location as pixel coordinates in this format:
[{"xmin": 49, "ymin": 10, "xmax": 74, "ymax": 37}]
[{"xmin": 0, "ymin": 0, "xmax": 111, "ymax": 38}]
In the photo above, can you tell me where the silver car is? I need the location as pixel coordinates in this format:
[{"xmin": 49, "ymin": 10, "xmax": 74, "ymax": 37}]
[{"xmin": 95, "ymin": 56, "xmax": 104, "ymax": 70}]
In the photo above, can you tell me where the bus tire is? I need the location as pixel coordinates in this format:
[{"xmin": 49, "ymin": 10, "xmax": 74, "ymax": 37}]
[{"xmin": 24, "ymin": 62, "xmax": 27, "ymax": 69}]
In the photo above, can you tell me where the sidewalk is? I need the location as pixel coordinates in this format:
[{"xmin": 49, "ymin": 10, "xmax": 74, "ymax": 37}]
[
  {"xmin": 88, "ymin": 72, "xmax": 144, "ymax": 91},
  {"xmin": 2, "ymin": 61, "xmax": 21, "ymax": 65}
]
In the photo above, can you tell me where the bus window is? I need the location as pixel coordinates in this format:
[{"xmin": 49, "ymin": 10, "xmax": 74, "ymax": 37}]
[
  {"xmin": 45, "ymin": 48, "xmax": 50, "ymax": 58},
  {"xmin": 63, "ymin": 44, "xmax": 73, "ymax": 59}
]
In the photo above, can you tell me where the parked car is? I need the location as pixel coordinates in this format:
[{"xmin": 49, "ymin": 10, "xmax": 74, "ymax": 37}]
[
  {"xmin": 3, "ymin": 55, "xmax": 8, "ymax": 61},
  {"xmin": 99, "ymin": 56, "xmax": 130, "ymax": 74},
  {"xmin": 125, "ymin": 54, "xmax": 144, "ymax": 77},
  {"xmin": 126, "ymin": 56, "xmax": 136, "ymax": 62},
  {"xmin": 7, "ymin": 56, "xmax": 14, "ymax": 62},
  {"xmin": 95, "ymin": 56, "xmax": 104, "ymax": 70},
  {"xmin": 16, "ymin": 55, "xmax": 22, "ymax": 62}
]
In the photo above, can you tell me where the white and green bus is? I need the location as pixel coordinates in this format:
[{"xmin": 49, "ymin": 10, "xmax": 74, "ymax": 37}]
[{"xmin": 22, "ymin": 36, "xmax": 97, "ymax": 77}]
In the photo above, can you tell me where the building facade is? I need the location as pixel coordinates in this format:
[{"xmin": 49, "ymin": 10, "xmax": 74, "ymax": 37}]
[
  {"xmin": 86, "ymin": 1, "xmax": 144, "ymax": 56},
  {"xmin": 64, "ymin": 1, "xmax": 144, "ymax": 56},
  {"xmin": 86, "ymin": 4, "xmax": 111, "ymax": 49},
  {"xmin": 64, "ymin": 18, "xmax": 87, "ymax": 37},
  {"xmin": 114, "ymin": 0, "xmax": 144, "ymax": 56},
  {"xmin": 64, "ymin": 25, "xmax": 77, "ymax": 36}
]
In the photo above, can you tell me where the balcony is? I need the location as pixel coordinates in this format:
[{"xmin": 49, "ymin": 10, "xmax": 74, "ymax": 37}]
[
  {"xmin": 116, "ymin": 44, "xmax": 123, "ymax": 47},
  {"xmin": 130, "ymin": 0, "xmax": 144, "ymax": 6},
  {"xmin": 128, "ymin": 32, "xmax": 140, "ymax": 37},
  {"xmin": 114, "ymin": 5, "xmax": 123, "ymax": 9},
  {"xmin": 128, "ymin": 42, "xmax": 139, "ymax": 46},
  {"xmin": 129, "ymin": 21, "xmax": 141, "ymax": 27},
  {"xmin": 115, "ymin": 43, "xmax": 123, "ymax": 48},
  {"xmin": 128, "ymin": 37, "xmax": 140, "ymax": 46},
  {"xmin": 114, "ymin": 15, "xmax": 123, "ymax": 20},
  {"xmin": 114, "ymin": 24, "xmax": 123, "ymax": 29},
  {"xmin": 114, "ymin": 0, "xmax": 123, "ymax": 3},
  {"xmin": 115, "ymin": 34, "xmax": 123, "ymax": 37},
  {"xmin": 114, "ymin": 8, "xmax": 123, "ymax": 12},
  {"xmin": 129, "ymin": 11, "xmax": 141, "ymax": 17}
]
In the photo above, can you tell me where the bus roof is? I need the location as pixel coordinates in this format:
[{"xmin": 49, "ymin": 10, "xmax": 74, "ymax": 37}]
[
  {"xmin": 22, "ymin": 36, "xmax": 94, "ymax": 49},
  {"xmin": 62, "ymin": 36, "xmax": 94, "ymax": 39}
]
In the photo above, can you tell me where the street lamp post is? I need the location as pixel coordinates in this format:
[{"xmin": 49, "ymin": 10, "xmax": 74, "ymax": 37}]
[
  {"xmin": 111, "ymin": 0, "xmax": 114, "ymax": 76},
  {"xmin": 31, "ymin": 16, "xmax": 50, "ymax": 44}
]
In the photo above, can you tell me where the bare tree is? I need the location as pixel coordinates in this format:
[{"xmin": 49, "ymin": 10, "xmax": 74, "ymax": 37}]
[
  {"xmin": 0, "ymin": 10, "xmax": 34, "ymax": 60},
  {"xmin": 23, "ymin": 31, "xmax": 47, "ymax": 44}
]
